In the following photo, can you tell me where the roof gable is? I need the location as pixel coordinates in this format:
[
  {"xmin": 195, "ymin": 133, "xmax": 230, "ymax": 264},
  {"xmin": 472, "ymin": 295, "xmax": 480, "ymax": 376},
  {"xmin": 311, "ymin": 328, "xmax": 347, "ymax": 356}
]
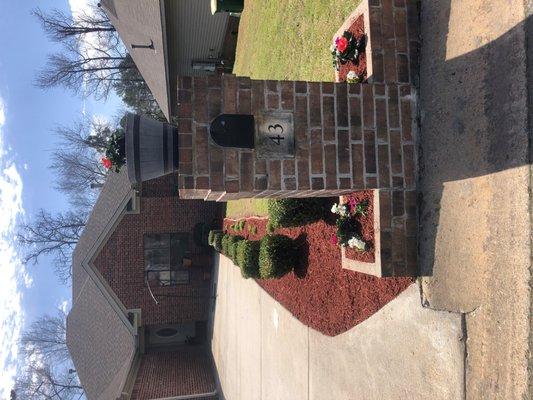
[{"xmin": 68, "ymin": 170, "xmax": 137, "ymax": 399}]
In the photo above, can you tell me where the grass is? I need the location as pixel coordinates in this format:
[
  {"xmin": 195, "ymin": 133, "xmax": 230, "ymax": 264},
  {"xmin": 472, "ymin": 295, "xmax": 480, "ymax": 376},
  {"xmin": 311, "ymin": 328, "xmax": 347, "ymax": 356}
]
[
  {"xmin": 225, "ymin": 198, "xmax": 269, "ymax": 219},
  {"xmin": 233, "ymin": 0, "xmax": 361, "ymax": 81}
]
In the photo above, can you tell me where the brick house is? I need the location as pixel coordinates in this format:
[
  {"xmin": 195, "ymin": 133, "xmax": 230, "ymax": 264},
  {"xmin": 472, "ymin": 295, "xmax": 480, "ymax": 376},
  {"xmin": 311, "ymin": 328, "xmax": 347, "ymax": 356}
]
[{"xmin": 66, "ymin": 170, "xmax": 223, "ymax": 399}]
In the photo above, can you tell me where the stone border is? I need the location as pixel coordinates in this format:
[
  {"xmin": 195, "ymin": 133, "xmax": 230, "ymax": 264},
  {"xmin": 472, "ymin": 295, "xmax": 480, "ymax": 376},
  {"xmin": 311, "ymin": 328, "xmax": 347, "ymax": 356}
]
[
  {"xmin": 333, "ymin": 0, "xmax": 373, "ymax": 83},
  {"xmin": 340, "ymin": 190, "xmax": 384, "ymax": 277}
]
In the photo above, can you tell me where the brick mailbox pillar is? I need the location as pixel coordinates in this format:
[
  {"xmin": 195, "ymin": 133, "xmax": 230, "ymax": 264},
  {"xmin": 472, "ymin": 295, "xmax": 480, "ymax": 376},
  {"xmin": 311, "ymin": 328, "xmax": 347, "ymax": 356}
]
[{"xmin": 176, "ymin": 76, "xmax": 416, "ymax": 202}]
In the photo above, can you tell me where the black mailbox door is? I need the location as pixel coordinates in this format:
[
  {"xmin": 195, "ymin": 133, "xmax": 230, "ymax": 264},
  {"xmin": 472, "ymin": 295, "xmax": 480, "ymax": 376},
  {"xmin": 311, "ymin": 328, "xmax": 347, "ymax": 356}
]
[{"xmin": 209, "ymin": 114, "xmax": 255, "ymax": 149}]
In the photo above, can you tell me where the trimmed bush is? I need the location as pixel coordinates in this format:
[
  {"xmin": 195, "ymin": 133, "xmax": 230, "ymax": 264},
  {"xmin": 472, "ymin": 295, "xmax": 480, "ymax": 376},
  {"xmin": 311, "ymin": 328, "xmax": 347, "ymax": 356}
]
[
  {"xmin": 221, "ymin": 234, "xmax": 231, "ymax": 255},
  {"xmin": 208, "ymin": 229, "xmax": 223, "ymax": 246},
  {"xmin": 268, "ymin": 198, "xmax": 327, "ymax": 228},
  {"xmin": 227, "ymin": 235, "xmax": 244, "ymax": 261},
  {"xmin": 233, "ymin": 219, "xmax": 246, "ymax": 232},
  {"xmin": 235, "ymin": 240, "xmax": 260, "ymax": 278},
  {"xmin": 258, "ymin": 234, "xmax": 299, "ymax": 279},
  {"xmin": 212, "ymin": 231, "xmax": 224, "ymax": 252}
]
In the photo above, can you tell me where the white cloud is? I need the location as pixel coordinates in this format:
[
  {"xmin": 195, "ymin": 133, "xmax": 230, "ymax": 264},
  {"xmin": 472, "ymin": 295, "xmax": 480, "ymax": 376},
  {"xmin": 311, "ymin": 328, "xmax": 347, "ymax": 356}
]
[
  {"xmin": 67, "ymin": 0, "xmax": 93, "ymax": 18},
  {"xmin": 0, "ymin": 95, "xmax": 28, "ymax": 397},
  {"xmin": 59, "ymin": 299, "xmax": 70, "ymax": 314}
]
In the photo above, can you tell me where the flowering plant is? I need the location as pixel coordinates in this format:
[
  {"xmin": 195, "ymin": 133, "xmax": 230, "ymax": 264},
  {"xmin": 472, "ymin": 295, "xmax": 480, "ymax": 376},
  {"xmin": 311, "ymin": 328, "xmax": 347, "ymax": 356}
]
[
  {"xmin": 330, "ymin": 31, "xmax": 365, "ymax": 71},
  {"xmin": 330, "ymin": 198, "xmax": 369, "ymax": 251},
  {"xmin": 101, "ymin": 129, "xmax": 126, "ymax": 172},
  {"xmin": 346, "ymin": 70, "xmax": 361, "ymax": 84},
  {"xmin": 331, "ymin": 198, "xmax": 368, "ymax": 217}
]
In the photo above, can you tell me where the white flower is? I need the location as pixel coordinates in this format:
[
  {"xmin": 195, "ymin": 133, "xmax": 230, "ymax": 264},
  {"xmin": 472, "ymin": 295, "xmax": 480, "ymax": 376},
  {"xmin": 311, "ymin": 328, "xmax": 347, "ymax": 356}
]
[
  {"xmin": 348, "ymin": 236, "xmax": 366, "ymax": 251},
  {"xmin": 347, "ymin": 70, "xmax": 357, "ymax": 80},
  {"xmin": 331, "ymin": 203, "xmax": 338, "ymax": 214},
  {"xmin": 330, "ymin": 44, "xmax": 336, "ymax": 53},
  {"xmin": 338, "ymin": 205, "xmax": 348, "ymax": 217},
  {"xmin": 346, "ymin": 70, "xmax": 361, "ymax": 83}
]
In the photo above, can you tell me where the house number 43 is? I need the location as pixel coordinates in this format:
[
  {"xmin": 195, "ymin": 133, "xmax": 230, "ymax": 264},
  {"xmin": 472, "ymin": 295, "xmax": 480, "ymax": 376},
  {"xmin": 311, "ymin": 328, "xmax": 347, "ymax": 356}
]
[
  {"xmin": 255, "ymin": 111, "xmax": 294, "ymax": 159},
  {"xmin": 268, "ymin": 124, "xmax": 285, "ymax": 145}
]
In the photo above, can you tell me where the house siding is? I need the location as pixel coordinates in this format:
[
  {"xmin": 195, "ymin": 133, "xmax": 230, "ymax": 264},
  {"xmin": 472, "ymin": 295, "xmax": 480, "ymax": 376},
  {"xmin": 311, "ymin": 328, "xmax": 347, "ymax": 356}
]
[
  {"xmin": 93, "ymin": 176, "xmax": 223, "ymax": 326},
  {"xmin": 131, "ymin": 349, "xmax": 218, "ymax": 400},
  {"xmin": 165, "ymin": 0, "xmax": 229, "ymax": 77}
]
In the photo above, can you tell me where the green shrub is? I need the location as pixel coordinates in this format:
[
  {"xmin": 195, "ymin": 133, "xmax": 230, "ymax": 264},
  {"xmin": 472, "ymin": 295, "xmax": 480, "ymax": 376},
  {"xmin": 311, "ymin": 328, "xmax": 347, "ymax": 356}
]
[
  {"xmin": 235, "ymin": 240, "xmax": 260, "ymax": 278},
  {"xmin": 221, "ymin": 234, "xmax": 231, "ymax": 255},
  {"xmin": 227, "ymin": 235, "xmax": 245, "ymax": 261},
  {"xmin": 230, "ymin": 220, "xmax": 246, "ymax": 232},
  {"xmin": 268, "ymin": 198, "xmax": 327, "ymax": 228},
  {"xmin": 212, "ymin": 231, "xmax": 224, "ymax": 252},
  {"xmin": 208, "ymin": 229, "xmax": 223, "ymax": 246},
  {"xmin": 258, "ymin": 234, "xmax": 299, "ymax": 279}
]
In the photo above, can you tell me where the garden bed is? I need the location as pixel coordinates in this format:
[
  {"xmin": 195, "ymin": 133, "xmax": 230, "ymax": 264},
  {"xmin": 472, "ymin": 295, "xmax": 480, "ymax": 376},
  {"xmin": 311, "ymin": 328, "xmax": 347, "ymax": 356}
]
[
  {"xmin": 335, "ymin": 14, "xmax": 367, "ymax": 82},
  {"xmin": 341, "ymin": 190, "xmax": 375, "ymax": 263},
  {"xmin": 223, "ymin": 212, "xmax": 413, "ymax": 336}
]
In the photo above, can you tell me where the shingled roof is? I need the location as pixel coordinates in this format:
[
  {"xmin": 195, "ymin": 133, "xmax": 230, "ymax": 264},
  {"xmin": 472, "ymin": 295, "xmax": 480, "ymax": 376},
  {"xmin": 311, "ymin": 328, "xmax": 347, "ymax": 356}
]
[
  {"xmin": 99, "ymin": 0, "xmax": 172, "ymax": 120},
  {"xmin": 67, "ymin": 170, "xmax": 137, "ymax": 400}
]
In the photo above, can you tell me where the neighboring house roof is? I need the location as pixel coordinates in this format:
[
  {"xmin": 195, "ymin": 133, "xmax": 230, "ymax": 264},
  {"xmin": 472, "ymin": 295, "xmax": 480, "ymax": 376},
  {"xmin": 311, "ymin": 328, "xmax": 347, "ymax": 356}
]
[
  {"xmin": 67, "ymin": 170, "xmax": 137, "ymax": 400},
  {"xmin": 100, "ymin": 0, "xmax": 172, "ymax": 120}
]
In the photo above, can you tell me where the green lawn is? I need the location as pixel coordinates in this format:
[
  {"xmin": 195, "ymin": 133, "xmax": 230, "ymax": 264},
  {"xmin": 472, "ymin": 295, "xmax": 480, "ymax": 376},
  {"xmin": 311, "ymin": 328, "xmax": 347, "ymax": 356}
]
[
  {"xmin": 225, "ymin": 198, "xmax": 269, "ymax": 219},
  {"xmin": 233, "ymin": 0, "xmax": 361, "ymax": 81}
]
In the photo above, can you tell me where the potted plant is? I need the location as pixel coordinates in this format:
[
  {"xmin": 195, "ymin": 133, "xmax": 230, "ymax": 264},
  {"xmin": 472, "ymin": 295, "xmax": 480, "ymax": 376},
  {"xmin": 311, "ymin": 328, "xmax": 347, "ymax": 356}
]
[{"xmin": 101, "ymin": 129, "xmax": 126, "ymax": 173}]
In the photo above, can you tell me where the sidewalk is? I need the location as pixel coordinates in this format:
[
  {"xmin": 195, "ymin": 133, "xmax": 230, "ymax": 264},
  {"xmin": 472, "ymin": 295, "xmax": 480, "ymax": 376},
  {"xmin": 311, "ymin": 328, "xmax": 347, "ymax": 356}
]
[{"xmin": 418, "ymin": 1, "xmax": 531, "ymax": 398}]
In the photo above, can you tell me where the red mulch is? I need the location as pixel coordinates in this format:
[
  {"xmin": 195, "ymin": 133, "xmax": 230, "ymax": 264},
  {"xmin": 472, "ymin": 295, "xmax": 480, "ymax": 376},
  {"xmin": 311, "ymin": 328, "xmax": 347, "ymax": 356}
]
[
  {"xmin": 342, "ymin": 190, "xmax": 375, "ymax": 263},
  {"xmin": 224, "ymin": 211, "xmax": 413, "ymax": 336},
  {"xmin": 336, "ymin": 15, "xmax": 367, "ymax": 82}
]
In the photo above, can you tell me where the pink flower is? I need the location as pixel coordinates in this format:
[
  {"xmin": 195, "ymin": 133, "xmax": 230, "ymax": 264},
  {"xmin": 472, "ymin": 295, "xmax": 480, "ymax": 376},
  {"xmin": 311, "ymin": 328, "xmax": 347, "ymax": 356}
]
[
  {"xmin": 348, "ymin": 197, "xmax": 358, "ymax": 213},
  {"xmin": 330, "ymin": 234, "xmax": 338, "ymax": 245}
]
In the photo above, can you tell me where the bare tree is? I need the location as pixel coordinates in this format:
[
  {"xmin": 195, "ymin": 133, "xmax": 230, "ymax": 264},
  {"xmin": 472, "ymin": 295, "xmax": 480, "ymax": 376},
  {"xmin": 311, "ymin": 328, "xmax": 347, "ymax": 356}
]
[
  {"xmin": 50, "ymin": 116, "xmax": 119, "ymax": 209},
  {"xmin": 20, "ymin": 311, "xmax": 69, "ymax": 365},
  {"xmin": 33, "ymin": 6, "xmax": 115, "ymax": 42},
  {"xmin": 54, "ymin": 117, "xmax": 114, "ymax": 153},
  {"xmin": 14, "ymin": 310, "xmax": 85, "ymax": 400},
  {"xmin": 17, "ymin": 210, "xmax": 86, "ymax": 283},
  {"xmin": 14, "ymin": 363, "xmax": 84, "ymax": 400},
  {"xmin": 34, "ymin": 4, "xmax": 135, "ymax": 100},
  {"xmin": 36, "ymin": 38, "xmax": 133, "ymax": 100}
]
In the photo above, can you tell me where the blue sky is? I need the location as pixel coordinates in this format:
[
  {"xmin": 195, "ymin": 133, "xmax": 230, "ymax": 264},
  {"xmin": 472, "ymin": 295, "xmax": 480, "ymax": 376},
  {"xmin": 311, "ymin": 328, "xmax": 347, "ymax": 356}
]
[{"xmin": 0, "ymin": 0, "xmax": 122, "ymax": 394}]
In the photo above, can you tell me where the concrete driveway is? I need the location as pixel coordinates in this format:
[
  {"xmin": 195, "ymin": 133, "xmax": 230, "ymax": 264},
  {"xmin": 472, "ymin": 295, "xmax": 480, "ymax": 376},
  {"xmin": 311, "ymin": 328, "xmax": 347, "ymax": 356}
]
[{"xmin": 209, "ymin": 255, "xmax": 465, "ymax": 400}]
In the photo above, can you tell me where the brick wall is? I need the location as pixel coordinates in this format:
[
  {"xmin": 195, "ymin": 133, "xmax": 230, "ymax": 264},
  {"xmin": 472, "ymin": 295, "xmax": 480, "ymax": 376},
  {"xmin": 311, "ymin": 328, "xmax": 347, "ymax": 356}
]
[
  {"xmin": 131, "ymin": 349, "xmax": 217, "ymax": 400},
  {"xmin": 93, "ymin": 179, "xmax": 223, "ymax": 326},
  {"xmin": 141, "ymin": 174, "xmax": 178, "ymax": 197},
  {"xmin": 367, "ymin": 0, "xmax": 420, "ymax": 85},
  {"xmin": 177, "ymin": 76, "xmax": 416, "ymax": 201}
]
